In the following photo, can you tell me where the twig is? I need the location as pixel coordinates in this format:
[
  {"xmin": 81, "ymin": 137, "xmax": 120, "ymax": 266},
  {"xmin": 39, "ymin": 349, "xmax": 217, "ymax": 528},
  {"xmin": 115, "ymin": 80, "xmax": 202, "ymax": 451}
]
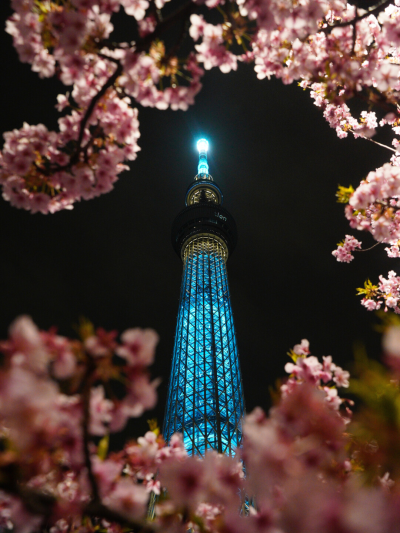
[
  {"xmin": 350, "ymin": 86, "xmax": 400, "ymax": 120},
  {"xmin": 98, "ymin": 53, "xmax": 121, "ymax": 64},
  {"xmin": 357, "ymin": 134, "xmax": 397, "ymax": 153},
  {"xmin": 354, "ymin": 242, "xmax": 382, "ymax": 252},
  {"xmin": 81, "ymin": 357, "xmax": 100, "ymax": 504}
]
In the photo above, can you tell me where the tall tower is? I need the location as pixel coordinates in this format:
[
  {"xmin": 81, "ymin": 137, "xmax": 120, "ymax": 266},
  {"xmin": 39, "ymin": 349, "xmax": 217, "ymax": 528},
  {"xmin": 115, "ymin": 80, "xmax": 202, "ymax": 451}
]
[{"xmin": 163, "ymin": 139, "xmax": 245, "ymax": 457}]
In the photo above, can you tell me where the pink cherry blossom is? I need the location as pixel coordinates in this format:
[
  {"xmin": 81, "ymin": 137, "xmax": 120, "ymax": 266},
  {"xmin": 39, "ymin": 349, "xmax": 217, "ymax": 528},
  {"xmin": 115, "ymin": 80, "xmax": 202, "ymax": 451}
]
[
  {"xmin": 6, "ymin": 0, "xmax": 400, "ymax": 527},
  {"xmin": 332, "ymin": 235, "xmax": 362, "ymax": 263},
  {"xmin": 293, "ymin": 338, "xmax": 310, "ymax": 355},
  {"xmin": 120, "ymin": 0, "xmax": 149, "ymax": 20},
  {"xmin": 361, "ymin": 270, "xmax": 400, "ymax": 313},
  {"xmin": 158, "ymin": 455, "xmax": 207, "ymax": 511},
  {"xmin": 90, "ymin": 386, "xmax": 113, "ymax": 436},
  {"xmin": 103, "ymin": 479, "xmax": 148, "ymax": 520},
  {"xmin": 189, "ymin": 14, "xmax": 206, "ymax": 41},
  {"xmin": 116, "ymin": 328, "xmax": 159, "ymax": 367}
]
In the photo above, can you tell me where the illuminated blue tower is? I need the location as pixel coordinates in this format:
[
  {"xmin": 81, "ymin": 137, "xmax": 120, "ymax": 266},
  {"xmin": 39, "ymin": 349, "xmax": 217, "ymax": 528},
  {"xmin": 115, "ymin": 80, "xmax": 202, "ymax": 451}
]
[{"xmin": 163, "ymin": 140, "xmax": 245, "ymax": 457}]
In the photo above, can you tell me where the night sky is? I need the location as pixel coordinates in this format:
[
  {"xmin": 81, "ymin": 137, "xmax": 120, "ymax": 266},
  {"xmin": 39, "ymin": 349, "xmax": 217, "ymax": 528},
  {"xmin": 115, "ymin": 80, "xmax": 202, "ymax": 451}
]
[{"xmin": 0, "ymin": 2, "xmax": 397, "ymax": 440}]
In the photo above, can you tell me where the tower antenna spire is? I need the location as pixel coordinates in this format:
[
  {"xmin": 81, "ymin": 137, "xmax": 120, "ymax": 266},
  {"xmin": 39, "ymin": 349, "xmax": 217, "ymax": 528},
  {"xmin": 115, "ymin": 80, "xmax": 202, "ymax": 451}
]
[{"xmin": 197, "ymin": 138, "xmax": 209, "ymax": 176}]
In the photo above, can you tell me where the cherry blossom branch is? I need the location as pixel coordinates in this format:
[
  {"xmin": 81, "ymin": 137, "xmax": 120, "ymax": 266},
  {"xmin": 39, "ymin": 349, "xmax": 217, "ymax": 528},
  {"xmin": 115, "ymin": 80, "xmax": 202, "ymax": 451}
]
[
  {"xmin": 324, "ymin": 0, "xmax": 392, "ymax": 33},
  {"xmin": 81, "ymin": 357, "xmax": 100, "ymax": 504},
  {"xmin": 0, "ymin": 476, "xmax": 158, "ymax": 533},
  {"xmin": 164, "ymin": 13, "xmax": 192, "ymax": 64},
  {"xmin": 357, "ymin": 88, "xmax": 400, "ymax": 115},
  {"xmin": 84, "ymin": 501, "xmax": 157, "ymax": 533},
  {"xmin": 351, "ymin": 10, "xmax": 357, "ymax": 55},
  {"xmin": 54, "ymin": 3, "xmax": 196, "ymax": 172},
  {"xmin": 72, "ymin": 61, "xmax": 123, "ymax": 168},
  {"xmin": 358, "ymin": 134, "xmax": 397, "ymax": 153},
  {"xmin": 136, "ymin": 0, "xmax": 196, "ymax": 52},
  {"xmin": 354, "ymin": 242, "xmax": 381, "ymax": 252},
  {"xmin": 45, "ymin": 59, "xmax": 123, "ymax": 176},
  {"xmin": 0, "ymin": 478, "xmax": 56, "ymax": 517},
  {"xmin": 97, "ymin": 0, "xmax": 196, "ymax": 52}
]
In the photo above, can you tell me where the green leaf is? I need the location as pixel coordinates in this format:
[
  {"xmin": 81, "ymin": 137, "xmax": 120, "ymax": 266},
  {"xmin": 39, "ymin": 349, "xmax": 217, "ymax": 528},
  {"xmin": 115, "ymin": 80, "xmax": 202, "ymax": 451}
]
[
  {"xmin": 336, "ymin": 184, "xmax": 354, "ymax": 204},
  {"xmin": 97, "ymin": 434, "xmax": 109, "ymax": 460},
  {"xmin": 356, "ymin": 279, "xmax": 378, "ymax": 299},
  {"xmin": 147, "ymin": 418, "xmax": 160, "ymax": 436}
]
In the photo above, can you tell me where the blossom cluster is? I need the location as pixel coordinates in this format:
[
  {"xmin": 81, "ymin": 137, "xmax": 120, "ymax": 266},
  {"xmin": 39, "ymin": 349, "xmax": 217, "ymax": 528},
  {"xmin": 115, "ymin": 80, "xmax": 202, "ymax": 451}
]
[
  {"xmin": 357, "ymin": 270, "xmax": 400, "ymax": 312},
  {"xmin": 334, "ymin": 162, "xmax": 400, "ymax": 311},
  {"xmin": 343, "ymin": 163, "xmax": 400, "ymax": 244},
  {"xmin": 283, "ymin": 338, "xmax": 350, "ymax": 406},
  {"xmin": 3, "ymin": 318, "xmax": 400, "ymax": 533},
  {"xmin": 0, "ymin": 315, "xmax": 160, "ymax": 525},
  {"xmin": 0, "ymin": 94, "xmax": 139, "ymax": 213},
  {"xmin": 332, "ymin": 234, "xmax": 362, "ymax": 263},
  {"xmin": 309, "ymin": 84, "xmax": 380, "ymax": 139},
  {"xmin": 249, "ymin": 1, "xmax": 400, "ymax": 97},
  {"xmin": 2, "ymin": 0, "xmax": 204, "ymax": 213},
  {"xmin": 190, "ymin": 15, "xmax": 238, "ymax": 74},
  {"xmin": 4, "ymin": 0, "xmax": 400, "ymax": 219}
]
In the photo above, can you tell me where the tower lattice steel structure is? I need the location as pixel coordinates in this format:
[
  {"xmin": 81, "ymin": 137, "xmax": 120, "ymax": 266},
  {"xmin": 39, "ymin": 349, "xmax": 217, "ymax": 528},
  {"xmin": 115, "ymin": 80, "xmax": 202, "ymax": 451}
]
[{"xmin": 163, "ymin": 139, "xmax": 245, "ymax": 457}]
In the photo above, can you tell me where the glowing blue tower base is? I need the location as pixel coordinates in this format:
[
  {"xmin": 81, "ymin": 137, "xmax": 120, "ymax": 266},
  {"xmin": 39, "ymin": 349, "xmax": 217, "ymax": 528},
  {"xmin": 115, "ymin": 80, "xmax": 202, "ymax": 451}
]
[
  {"xmin": 164, "ymin": 237, "xmax": 245, "ymax": 456},
  {"xmin": 163, "ymin": 140, "xmax": 245, "ymax": 457}
]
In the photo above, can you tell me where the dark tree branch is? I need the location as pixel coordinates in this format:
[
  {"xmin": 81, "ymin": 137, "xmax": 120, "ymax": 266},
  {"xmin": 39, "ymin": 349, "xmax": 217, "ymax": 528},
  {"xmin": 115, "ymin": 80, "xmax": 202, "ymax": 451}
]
[
  {"xmin": 358, "ymin": 134, "xmax": 397, "ymax": 153},
  {"xmin": 324, "ymin": 0, "xmax": 392, "ymax": 34},
  {"xmin": 0, "ymin": 480, "xmax": 56, "ymax": 517},
  {"xmin": 46, "ymin": 60, "xmax": 123, "ymax": 176},
  {"xmin": 84, "ymin": 501, "xmax": 157, "ymax": 533},
  {"xmin": 0, "ymin": 477, "xmax": 159, "ymax": 533},
  {"xmin": 164, "ymin": 14, "xmax": 192, "ymax": 65},
  {"xmin": 354, "ymin": 242, "xmax": 381, "ymax": 252},
  {"xmin": 48, "ymin": 2, "xmax": 197, "ymax": 176},
  {"xmin": 136, "ymin": 0, "xmax": 196, "ymax": 52},
  {"xmin": 81, "ymin": 357, "xmax": 100, "ymax": 504},
  {"xmin": 73, "ymin": 61, "xmax": 123, "ymax": 165},
  {"xmin": 351, "ymin": 8, "xmax": 357, "ymax": 54},
  {"xmin": 97, "ymin": 1, "xmax": 196, "ymax": 52},
  {"xmin": 356, "ymin": 86, "xmax": 400, "ymax": 114}
]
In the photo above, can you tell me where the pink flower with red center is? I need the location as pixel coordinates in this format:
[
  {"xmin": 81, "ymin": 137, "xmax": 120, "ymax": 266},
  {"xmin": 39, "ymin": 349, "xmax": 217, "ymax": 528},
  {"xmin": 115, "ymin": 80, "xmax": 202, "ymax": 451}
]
[
  {"xmin": 41, "ymin": 330, "xmax": 76, "ymax": 379},
  {"xmin": 120, "ymin": 0, "xmax": 149, "ymax": 20},
  {"xmin": 144, "ymin": 475, "xmax": 161, "ymax": 494},
  {"xmin": 90, "ymin": 385, "xmax": 113, "ymax": 436},
  {"xmin": 103, "ymin": 479, "xmax": 148, "ymax": 520},
  {"xmin": 85, "ymin": 328, "xmax": 118, "ymax": 358},
  {"xmin": 159, "ymin": 455, "xmax": 206, "ymax": 511},
  {"xmin": 156, "ymin": 433, "xmax": 187, "ymax": 463},
  {"xmin": 189, "ymin": 14, "xmax": 206, "ymax": 41},
  {"xmin": 93, "ymin": 457, "xmax": 122, "ymax": 498},
  {"xmin": 332, "ymin": 366, "xmax": 350, "ymax": 388},
  {"xmin": 116, "ymin": 328, "xmax": 159, "ymax": 367},
  {"xmin": 293, "ymin": 338, "xmax": 310, "ymax": 356}
]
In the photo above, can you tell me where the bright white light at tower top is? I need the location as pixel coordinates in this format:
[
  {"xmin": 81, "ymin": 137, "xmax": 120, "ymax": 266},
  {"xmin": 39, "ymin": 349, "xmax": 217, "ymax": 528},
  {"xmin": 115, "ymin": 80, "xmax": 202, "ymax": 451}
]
[{"xmin": 197, "ymin": 139, "xmax": 209, "ymax": 153}]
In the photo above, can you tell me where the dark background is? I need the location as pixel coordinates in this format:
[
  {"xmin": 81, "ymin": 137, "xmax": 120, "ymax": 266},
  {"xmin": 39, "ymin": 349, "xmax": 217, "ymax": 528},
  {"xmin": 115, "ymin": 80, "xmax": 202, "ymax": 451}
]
[{"xmin": 0, "ymin": 2, "xmax": 397, "ymax": 440}]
